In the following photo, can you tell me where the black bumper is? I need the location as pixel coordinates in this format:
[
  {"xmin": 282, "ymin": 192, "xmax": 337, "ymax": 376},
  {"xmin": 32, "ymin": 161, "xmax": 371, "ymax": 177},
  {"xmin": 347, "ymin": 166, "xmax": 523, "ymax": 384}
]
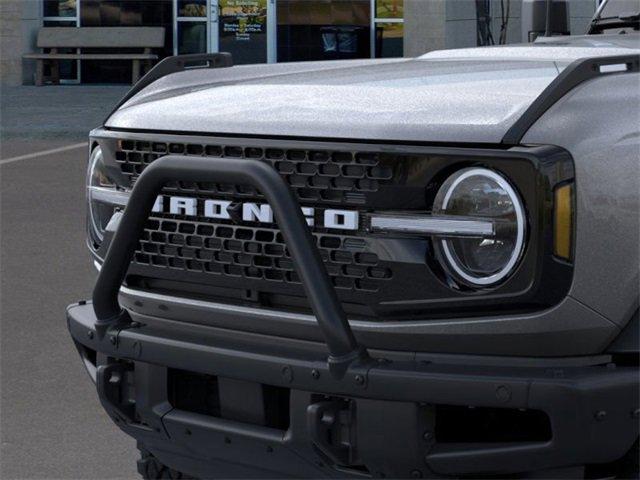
[{"xmin": 68, "ymin": 302, "xmax": 639, "ymax": 478}]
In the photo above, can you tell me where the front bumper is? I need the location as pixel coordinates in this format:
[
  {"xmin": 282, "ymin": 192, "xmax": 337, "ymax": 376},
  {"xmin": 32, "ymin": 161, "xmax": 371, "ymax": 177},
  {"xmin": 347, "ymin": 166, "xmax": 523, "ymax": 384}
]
[{"xmin": 68, "ymin": 301, "xmax": 638, "ymax": 478}]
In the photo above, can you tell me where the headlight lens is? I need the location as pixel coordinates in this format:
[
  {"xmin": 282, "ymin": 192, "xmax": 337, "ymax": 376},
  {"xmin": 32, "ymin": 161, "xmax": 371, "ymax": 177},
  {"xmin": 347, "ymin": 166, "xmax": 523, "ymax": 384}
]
[
  {"xmin": 433, "ymin": 168, "xmax": 526, "ymax": 287},
  {"xmin": 87, "ymin": 146, "xmax": 129, "ymax": 243}
]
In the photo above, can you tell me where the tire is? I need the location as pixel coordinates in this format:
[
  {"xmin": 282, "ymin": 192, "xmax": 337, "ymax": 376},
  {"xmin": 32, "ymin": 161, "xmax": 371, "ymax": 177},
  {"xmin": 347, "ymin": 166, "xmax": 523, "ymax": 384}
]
[
  {"xmin": 585, "ymin": 439, "xmax": 639, "ymax": 480},
  {"xmin": 616, "ymin": 439, "xmax": 640, "ymax": 480},
  {"xmin": 137, "ymin": 446, "xmax": 195, "ymax": 480}
]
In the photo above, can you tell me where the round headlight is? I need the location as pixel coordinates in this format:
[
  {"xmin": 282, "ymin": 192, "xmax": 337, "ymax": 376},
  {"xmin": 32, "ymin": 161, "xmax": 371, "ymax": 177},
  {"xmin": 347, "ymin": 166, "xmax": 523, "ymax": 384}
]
[
  {"xmin": 432, "ymin": 168, "xmax": 526, "ymax": 287},
  {"xmin": 87, "ymin": 146, "xmax": 128, "ymax": 243}
]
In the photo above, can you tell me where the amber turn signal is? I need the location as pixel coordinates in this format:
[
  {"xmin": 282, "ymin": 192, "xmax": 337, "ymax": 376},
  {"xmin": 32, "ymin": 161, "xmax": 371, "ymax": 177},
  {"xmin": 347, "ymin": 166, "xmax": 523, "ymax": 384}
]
[{"xmin": 554, "ymin": 184, "xmax": 573, "ymax": 260}]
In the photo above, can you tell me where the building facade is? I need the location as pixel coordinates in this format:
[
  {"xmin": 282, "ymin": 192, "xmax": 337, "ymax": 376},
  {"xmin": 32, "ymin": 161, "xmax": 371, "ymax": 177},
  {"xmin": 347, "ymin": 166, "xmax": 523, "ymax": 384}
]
[{"xmin": 1, "ymin": 0, "xmax": 598, "ymax": 86}]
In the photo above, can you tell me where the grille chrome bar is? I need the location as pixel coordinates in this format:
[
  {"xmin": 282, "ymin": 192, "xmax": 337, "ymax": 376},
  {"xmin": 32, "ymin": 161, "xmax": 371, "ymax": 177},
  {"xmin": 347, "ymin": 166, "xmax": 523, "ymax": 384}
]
[
  {"xmin": 369, "ymin": 214, "xmax": 495, "ymax": 238},
  {"xmin": 88, "ymin": 186, "xmax": 130, "ymax": 206}
]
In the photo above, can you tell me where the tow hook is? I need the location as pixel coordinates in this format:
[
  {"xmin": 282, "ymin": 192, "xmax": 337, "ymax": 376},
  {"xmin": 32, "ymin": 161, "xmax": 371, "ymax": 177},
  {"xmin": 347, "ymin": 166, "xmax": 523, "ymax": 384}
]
[
  {"xmin": 307, "ymin": 399, "xmax": 358, "ymax": 467},
  {"xmin": 96, "ymin": 362, "xmax": 136, "ymax": 425}
]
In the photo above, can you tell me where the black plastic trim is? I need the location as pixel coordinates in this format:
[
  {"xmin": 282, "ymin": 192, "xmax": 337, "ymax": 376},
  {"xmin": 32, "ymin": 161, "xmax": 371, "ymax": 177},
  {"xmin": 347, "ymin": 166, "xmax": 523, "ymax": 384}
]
[
  {"xmin": 68, "ymin": 301, "xmax": 639, "ymax": 477},
  {"xmin": 103, "ymin": 125, "xmax": 511, "ymax": 150},
  {"xmin": 105, "ymin": 53, "xmax": 233, "ymax": 125},
  {"xmin": 588, "ymin": 17, "xmax": 640, "ymax": 34},
  {"xmin": 502, "ymin": 54, "xmax": 640, "ymax": 145},
  {"xmin": 607, "ymin": 310, "xmax": 640, "ymax": 355}
]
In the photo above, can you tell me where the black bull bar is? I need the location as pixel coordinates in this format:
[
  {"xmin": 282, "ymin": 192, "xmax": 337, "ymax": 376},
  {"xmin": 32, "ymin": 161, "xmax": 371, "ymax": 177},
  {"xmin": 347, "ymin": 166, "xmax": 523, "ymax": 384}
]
[{"xmin": 92, "ymin": 155, "xmax": 368, "ymax": 376}]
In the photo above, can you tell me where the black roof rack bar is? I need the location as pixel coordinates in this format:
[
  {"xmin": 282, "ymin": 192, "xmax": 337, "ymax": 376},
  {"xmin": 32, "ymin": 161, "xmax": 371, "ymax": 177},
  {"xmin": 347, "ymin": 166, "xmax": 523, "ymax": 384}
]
[
  {"xmin": 92, "ymin": 155, "xmax": 368, "ymax": 377},
  {"xmin": 502, "ymin": 54, "xmax": 640, "ymax": 146},
  {"xmin": 104, "ymin": 52, "xmax": 233, "ymax": 124}
]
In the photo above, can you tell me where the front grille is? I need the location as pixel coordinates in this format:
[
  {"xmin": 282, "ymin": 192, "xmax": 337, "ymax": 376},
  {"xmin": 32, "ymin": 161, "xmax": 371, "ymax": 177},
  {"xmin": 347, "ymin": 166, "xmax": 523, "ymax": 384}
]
[
  {"xmin": 98, "ymin": 134, "xmax": 573, "ymax": 320},
  {"xmin": 135, "ymin": 217, "xmax": 392, "ymax": 293},
  {"xmin": 115, "ymin": 140, "xmax": 394, "ymax": 205},
  {"xmin": 109, "ymin": 137, "xmax": 408, "ymax": 316}
]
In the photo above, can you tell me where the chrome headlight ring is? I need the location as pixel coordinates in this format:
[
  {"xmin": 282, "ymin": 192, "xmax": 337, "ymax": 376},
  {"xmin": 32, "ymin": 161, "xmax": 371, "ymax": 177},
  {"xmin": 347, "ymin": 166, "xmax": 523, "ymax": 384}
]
[
  {"xmin": 433, "ymin": 167, "xmax": 526, "ymax": 288},
  {"xmin": 87, "ymin": 145, "xmax": 129, "ymax": 244}
]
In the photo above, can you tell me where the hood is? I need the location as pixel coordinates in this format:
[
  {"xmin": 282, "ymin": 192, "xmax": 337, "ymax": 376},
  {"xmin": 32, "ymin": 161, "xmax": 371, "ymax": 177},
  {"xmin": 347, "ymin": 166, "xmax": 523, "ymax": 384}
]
[{"xmin": 106, "ymin": 37, "xmax": 639, "ymax": 144}]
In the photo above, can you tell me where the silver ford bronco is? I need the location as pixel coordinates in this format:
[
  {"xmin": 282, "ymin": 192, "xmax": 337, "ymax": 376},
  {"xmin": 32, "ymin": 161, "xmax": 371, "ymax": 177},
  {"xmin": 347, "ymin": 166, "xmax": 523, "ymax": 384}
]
[{"xmin": 68, "ymin": 0, "xmax": 640, "ymax": 478}]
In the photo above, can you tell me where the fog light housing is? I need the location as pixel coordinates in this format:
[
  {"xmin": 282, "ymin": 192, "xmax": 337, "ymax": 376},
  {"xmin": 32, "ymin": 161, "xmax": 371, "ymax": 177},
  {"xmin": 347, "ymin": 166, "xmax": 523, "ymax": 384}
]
[{"xmin": 433, "ymin": 168, "xmax": 526, "ymax": 287}]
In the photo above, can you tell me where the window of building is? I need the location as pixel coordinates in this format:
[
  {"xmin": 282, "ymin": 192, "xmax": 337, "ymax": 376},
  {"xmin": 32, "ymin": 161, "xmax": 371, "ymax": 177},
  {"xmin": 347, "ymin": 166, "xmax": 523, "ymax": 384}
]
[
  {"xmin": 375, "ymin": 0, "xmax": 403, "ymax": 19},
  {"xmin": 175, "ymin": 0, "xmax": 207, "ymax": 55},
  {"xmin": 80, "ymin": 0, "xmax": 173, "ymax": 83},
  {"xmin": 42, "ymin": 0, "xmax": 80, "ymax": 82},
  {"xmin": 372, "ymin": 0, "xmax": 403, "ymax": 58},
  {"xmin": 39, "ymin": 0, "xmax": 405, "ymax": 84},
  {"xmin": 277, "ymin": 0, "xmax": 371, "ymax": 62},
  {"xmin": 178, "ymin": 0, "xmax": 207, "ymax": 17},
  {"xmin": 219, "ymin": 0, "xmax": 269, "ymax": 65},
  {"xmin": 43, "ymin": 0, "xmax": 77, "ymax": 17}
]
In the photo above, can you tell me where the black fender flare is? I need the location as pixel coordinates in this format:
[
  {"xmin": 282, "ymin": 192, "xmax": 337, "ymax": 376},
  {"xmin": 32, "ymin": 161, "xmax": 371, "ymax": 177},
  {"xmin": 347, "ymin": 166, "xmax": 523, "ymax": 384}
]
[{"xmin": 607, "ymin": 310, "xmax": 639, "ymax": 355}]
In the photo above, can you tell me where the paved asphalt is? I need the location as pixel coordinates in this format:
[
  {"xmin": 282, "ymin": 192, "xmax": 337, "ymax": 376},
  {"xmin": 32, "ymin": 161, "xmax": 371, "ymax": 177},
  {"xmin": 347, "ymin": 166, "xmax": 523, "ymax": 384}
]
[{"xmin": 1, "ymin": 86, "xmax": 139, "ymax": 479}]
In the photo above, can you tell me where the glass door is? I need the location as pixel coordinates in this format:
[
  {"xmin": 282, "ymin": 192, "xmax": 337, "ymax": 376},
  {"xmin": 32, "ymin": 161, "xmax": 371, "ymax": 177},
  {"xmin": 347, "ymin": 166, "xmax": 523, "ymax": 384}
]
[
  {"xmin": 218, "ymin": 0, "xmax": 272, "ymax": 64},
  {"xmin": 371, "ymin": 0, "xmax": 404, "ymax": 58},
  {"xmin": 175, "ymin": 0, "xmax": 209, "ymax": 54},
  {"xmin": 174, "ymin": 0, "xmax": 275, "ymax": 63}
]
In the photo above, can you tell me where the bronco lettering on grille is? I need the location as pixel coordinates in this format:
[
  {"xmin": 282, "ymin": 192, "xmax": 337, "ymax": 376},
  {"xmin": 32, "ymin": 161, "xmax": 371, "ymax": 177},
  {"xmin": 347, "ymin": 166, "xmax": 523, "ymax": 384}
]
[{"xmin": 151, "ymin": 196, "xmax": 360, "ymax": 231}]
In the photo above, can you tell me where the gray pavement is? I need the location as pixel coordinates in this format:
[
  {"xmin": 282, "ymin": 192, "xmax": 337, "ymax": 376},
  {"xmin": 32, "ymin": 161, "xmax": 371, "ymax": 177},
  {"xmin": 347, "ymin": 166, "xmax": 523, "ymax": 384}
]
[
  {"xmin": 1, "ymin": 86, "xmax": 138, "ymax": 479},
  {"xmin": 1, "ymin": 85, "xmax": 128, "ymax": 156}
]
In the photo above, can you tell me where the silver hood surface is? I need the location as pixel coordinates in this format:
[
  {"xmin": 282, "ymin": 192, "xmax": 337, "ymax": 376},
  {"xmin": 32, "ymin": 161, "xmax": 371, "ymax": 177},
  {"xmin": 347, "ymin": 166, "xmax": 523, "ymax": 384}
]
[{"xmin": 106, "ymin": 35, "xmax": 639, "ymax": 143}]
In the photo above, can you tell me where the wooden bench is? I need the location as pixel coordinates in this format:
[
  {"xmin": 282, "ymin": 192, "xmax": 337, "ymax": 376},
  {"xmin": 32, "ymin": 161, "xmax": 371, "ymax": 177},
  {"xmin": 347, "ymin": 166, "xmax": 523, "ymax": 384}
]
[{"xmin": 23, "ymin": 27, "xmax": 165, "ymax": 86}]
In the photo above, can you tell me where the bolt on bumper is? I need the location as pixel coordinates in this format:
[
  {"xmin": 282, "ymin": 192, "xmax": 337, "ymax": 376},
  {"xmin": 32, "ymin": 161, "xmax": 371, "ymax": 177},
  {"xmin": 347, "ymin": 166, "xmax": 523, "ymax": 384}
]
[{"xmin": 68, "ymin": 301, "xmax": 638, "ymax": 477}]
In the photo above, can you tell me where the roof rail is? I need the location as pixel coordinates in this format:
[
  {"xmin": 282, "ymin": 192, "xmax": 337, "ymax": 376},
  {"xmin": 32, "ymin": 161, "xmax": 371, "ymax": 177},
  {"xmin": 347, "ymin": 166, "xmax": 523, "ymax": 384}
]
[
  {"xmin": 502, "ymin": 54, "xmax": 639, "ymax": 145},
  {"xmin": 104, "ymin": 52, "xmax": 233, "ymax": 123}
]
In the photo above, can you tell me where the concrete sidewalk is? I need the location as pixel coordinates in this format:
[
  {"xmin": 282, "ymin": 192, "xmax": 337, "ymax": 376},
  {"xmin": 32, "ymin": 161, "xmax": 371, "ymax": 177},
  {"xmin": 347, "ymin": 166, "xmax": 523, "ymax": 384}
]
[{"xmin": 1, "ymin": 85, "xmax": 129, "ymax": 146}]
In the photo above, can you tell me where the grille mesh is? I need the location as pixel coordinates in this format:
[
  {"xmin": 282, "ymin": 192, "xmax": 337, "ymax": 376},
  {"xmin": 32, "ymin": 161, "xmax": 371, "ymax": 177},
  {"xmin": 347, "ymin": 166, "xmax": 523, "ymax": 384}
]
[
  {"xmin": 114, "ymin": 139, "xmax": 395, "ymax": 296},
  {"xmin": 116, "ymin": 140, "xmax": 393, "ymax": 205},
  {"xmin": 135, "ymin": 217, "xmax": 392, "ymax": 293}
]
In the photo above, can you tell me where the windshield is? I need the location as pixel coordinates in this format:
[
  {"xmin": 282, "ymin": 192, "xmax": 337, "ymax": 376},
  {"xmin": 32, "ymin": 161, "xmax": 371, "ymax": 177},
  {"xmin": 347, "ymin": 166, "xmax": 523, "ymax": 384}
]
[
  {"xmin": 590, "ymin": 0, "xmax": 639, "ymax": 33},
  {"xmin": 595, "ymin": 0, "xmax": 640, "ymax": 19}
]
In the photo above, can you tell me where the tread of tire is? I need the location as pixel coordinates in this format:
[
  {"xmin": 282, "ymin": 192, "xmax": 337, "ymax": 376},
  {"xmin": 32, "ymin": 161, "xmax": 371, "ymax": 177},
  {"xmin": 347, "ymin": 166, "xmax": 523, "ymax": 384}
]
[{"xmin": 137, "ymin": 446, "xmax": 195, "ymax": 480}]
